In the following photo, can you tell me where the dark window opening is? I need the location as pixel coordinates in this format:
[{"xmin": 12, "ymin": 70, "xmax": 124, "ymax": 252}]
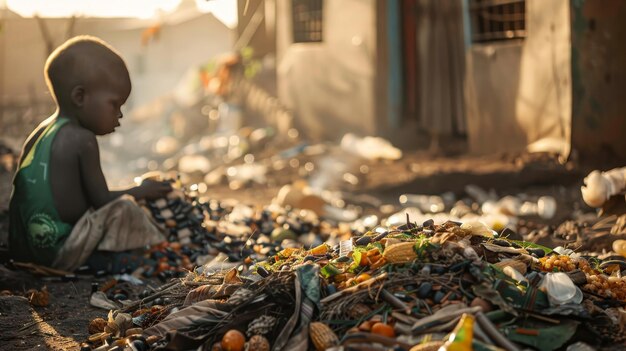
[
  {"xmin": 292, "ymin": 0, "xmax": 323, "ymax": 43},
  {"xmin": 469, "ymin": 0, "xmax": 526, "ymax": 43}
]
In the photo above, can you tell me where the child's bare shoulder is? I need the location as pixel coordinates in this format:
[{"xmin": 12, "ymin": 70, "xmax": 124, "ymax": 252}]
[
  {"xmin": 50, "ymin": 123, "xmax": 101, "ymax": 164},
  {"xmin": 56, "ymin": 123, "xmax": 98, "ymax": 148},
  {"xmin": 20, "ymin": 119, "xmax": 54, "ymax": 164}
]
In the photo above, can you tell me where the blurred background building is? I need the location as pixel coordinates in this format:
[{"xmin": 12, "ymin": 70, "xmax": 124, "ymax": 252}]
[
  {"xmin": 0, "ymin": 0, "xmax": 235, "ymax": 146},
  {"xmin": 0, "ymin": 0, "xmax": 625, "ymax": 165},
  {"xmin": 239, "ymin": 0, "xmax": 626, "ymax": 164}
]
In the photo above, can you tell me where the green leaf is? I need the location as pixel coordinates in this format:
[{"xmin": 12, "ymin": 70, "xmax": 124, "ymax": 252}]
[
  {"xmin": 348, "ymin": 250, "xmax": 363, "ymax": 273},
  {"xmin": 412, "ymin": 234, "xmax": 440, "ymax": 259},
  {"xmin": 509, "ymin": 240, "xmax": 552, "ymax": 254},
  {"xmin": 367, "ymin": 242, "xmax": 384, "ymax": 253},
  {"xmin": 320, "ymin": 264, "xmax": 341, "ymax": 278},
  {"xmin": 503, "ymin": 320, "xmax": 579, "ymax": 351},
  {"xmin": 240, "ymin": 46, "xmax": 254, "ymax": 59}
]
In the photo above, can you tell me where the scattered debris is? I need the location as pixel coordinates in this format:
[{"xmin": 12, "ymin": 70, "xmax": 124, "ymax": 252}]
[{"xmin": 77, "ymin": 198, "xmax": 626, "ymax": 350}]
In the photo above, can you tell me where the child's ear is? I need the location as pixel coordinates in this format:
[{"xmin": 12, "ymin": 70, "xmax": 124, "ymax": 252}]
[{"xmin": 70, "ymin": 85, "xmax": 85, "ymax": 107}]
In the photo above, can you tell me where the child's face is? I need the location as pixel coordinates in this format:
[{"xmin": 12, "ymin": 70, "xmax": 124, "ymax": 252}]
[{"xmin": 79, "ymin": 73, "xmax": 131, "ymax": 135}]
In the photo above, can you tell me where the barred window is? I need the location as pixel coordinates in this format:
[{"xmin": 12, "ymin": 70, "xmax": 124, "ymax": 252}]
[
  {"xmin": 469, "ymin": 0, "xmax": 526, "ymax": 43},
  {"xmin": 292, "ymin": 0, "xmax": 323, "ymax": 43}
]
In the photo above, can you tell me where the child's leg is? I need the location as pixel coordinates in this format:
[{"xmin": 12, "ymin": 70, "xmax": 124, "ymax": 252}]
[
  {"xmin": 53, "ymin": 195, "xmax": 165, "ymax": 272},
  {"xmin": 95, "ymin": 195, "xmax": 166, "ymax": 252}
]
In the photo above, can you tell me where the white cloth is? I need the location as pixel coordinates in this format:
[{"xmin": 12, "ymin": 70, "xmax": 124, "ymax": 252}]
[{"xmin": 51, "ymin": 195, "xmax": 166, "ymax": 272}]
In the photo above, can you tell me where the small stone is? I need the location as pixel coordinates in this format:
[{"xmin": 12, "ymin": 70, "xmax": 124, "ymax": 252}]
[
  {"xmin": 528, "ymin": 248, "xmax": 545, "ymax": 258},
  {"xmin": 500, "ymin": 227, "xmax": 522, "ymax": 241},
  {"xmin": 433, "ymin": 290, "xmax": 446, "ymax": 304},
  {"xmin": 470, "ymin": 297, "xmax": 493, "ymax": 313},
  {"xmin": 113, "ymin": 293, "xmax": 128, "ymax": 301},
  {"xmin": 417, "ymin": 282, "xmax": 432, "ymax": 298},
  {"xmin": 326, "ymin": 284, "xmax": 337, "ymax": 295},
  {"xmin": 127, "ymin": 334, "xmax": 147, "ymax": 343},
  {"xmin": 355, "ymin": 236, "xmax": 372, "ymax": 246},
  {"xmin": 256, "ymin": 266, "xmax": 270, "ymax": 278},
  {"xmin": 128, "ymin": 339, "xmax": 148, "ymax": 351},
  {"xmin": 493, "ymin": 239, "xmax": 511, "ymax": 247}
]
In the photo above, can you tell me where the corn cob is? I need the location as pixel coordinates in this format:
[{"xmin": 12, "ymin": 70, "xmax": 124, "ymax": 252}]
[
  {"xmin": 310, "ymin": 322, "xmax": 339, "ymax": 351},
  {"xmin": 383, "ymin": 242, "xmax": 417, "ymax": 264}
]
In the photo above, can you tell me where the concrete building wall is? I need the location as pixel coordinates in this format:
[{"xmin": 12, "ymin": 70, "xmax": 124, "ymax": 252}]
[
  {"xmin": 465, "ymin": 0, "xmax": 572, "ymax": 156},
  {"xmin": 275, "ymin": 0, "xmax": 377, "ymax": 142},
  {"xmin": 89, "ymin": 14, "xmax": 234, "ymax": 112},
  {"xmin": 0, "ymin": 9, "xmax": 233, "ymax": 143},
  {"xmin": 237, "ymin": 0, "xmax": 275, "ymax": 58},
  {"xmin": 571, "ymin": 0, "xmax": 626, "ymax": 163}
]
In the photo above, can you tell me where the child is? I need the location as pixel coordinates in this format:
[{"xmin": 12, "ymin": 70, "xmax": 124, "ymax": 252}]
[{"xmin": 9, "ymin": 36, "xmax": 172, "ymax": 272}]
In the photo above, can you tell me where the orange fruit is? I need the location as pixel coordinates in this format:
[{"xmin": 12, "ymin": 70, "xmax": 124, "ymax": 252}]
[
  {"xmin": 371, "ymin": 322, "xmax": 395, "ymax": 338},
  {"xmin": 310, "ymin": 244, "xmax": 328, "ymax": 255},
  {"xmin": 158, "ymin": 261, "xmax": 170, "ymax": 272},
  {"xmin": 221, "ymin": 329, "xmax": 245, "ymax": 351},
  {"xmin": 356, "ymin": 273, "xmax": 372, "ymax": 283}
]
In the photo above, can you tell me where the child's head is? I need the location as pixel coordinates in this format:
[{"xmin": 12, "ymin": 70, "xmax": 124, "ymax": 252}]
[{"xmin": 44, "ymin": 36, "xmax": 131, "ymax": 135}]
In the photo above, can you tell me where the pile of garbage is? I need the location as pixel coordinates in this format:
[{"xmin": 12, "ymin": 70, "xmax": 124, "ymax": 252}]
[
  {"xmin": 81, "ymin": 197, "xmax": 626, "ymax": 351},
  {"xmin": 87, "ymin": 184, "xmax": 333, "ymax": 287}
]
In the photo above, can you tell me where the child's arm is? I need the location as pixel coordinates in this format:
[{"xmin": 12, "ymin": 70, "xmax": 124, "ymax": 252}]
[
  {"xmin": 78, "ymin": 132, "xmax": 171, "ymax": 209},
  {"xmin": 109, "ymin": 179, "xmax": 173, "ymax": 201}
]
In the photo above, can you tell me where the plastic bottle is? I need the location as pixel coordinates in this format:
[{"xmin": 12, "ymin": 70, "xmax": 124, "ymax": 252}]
[
  {"xmin": 537, "ymin": 196, "xmax": 557, "ymax": 219},
  {"xmin": 438, "ymin": 313, "xmax": 474, "ymax": 351},
  {"xmin": 518, "ymin": 196, "xmax": 557, "ymax": 219}
]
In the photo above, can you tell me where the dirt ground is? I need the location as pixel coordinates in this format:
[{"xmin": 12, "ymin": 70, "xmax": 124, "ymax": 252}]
[
  {"xmin": 0, "ymin": 149, "xmax": 592, "ymax": 350},
  {"xmin": 0, "ymin": 276, "xmax": 102, "ymax": 350}
]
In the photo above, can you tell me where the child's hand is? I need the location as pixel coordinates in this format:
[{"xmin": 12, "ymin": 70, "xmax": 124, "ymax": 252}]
[{"xmin": 138, "ymin": 179, "xmax": 173, "ymax": 200}]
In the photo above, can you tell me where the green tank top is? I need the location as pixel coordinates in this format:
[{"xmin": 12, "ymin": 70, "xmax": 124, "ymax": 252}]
[{"xmin": 9, "ymin": 117, "xmax": 73, "ymax": 266}]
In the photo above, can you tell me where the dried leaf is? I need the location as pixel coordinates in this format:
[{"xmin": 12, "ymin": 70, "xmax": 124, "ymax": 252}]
[
  {"xmin": 482, "ymin": 242, "xmax": 528, "ymax": 255},
  {"xmin": 224, "ymin": 267, "xmax": 243, "ymax": 285},
  {"xmin": 28, "ymin": 286, "xmax": 49, "ymax": 307}
]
